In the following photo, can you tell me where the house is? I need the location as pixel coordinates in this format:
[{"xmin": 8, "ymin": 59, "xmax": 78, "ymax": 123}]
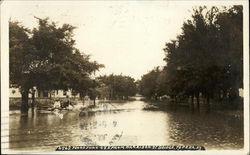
[{"xmin": 9, "ymin": 87, "xmax": 80, "ymax": 98}]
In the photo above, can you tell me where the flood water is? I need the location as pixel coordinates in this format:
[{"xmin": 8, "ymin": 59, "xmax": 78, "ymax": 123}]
[{"xmin": 8, "ymin": 97, "xmax": 243, "ymax": 151}]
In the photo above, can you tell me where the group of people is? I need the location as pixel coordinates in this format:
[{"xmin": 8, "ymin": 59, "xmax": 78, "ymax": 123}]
[{"xmin": 53, "ymin": 96, "xmax": 74, "ymax": 110}]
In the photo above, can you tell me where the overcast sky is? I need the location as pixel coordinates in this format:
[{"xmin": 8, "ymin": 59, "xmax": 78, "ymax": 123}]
[{"xmin": 7, "ymin": 1, "xmax": 195, "ymax": 80}]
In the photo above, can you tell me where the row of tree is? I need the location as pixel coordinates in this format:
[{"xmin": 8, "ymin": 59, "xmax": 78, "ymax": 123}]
[
  {"xmin": 97, "ymin": 74, "xmax": 137, "ymax": 100},
  {"xmin": 139, "ymin": 6, "xmax": 243, "ymax": 106},
  {"xmin": 10, "ymin": 17, "xmax": 138, "ymax": 112},
  {"xmin": 79, "ymin": 74, "xmax": 137, "ymax": 106}
]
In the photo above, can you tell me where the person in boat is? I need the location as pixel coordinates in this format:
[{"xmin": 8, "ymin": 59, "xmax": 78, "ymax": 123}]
[
  {"xmin": 61, "ymin": 95, "xmax": 74, "ymax": 109},
  {"xmin": 53, "ymin": 98, "xmax": 61, "ymax": 109}
]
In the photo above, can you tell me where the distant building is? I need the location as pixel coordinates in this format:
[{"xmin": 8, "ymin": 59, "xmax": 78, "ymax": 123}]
[{"xmin": 9, "ymin": 87, "xmax": 80, "ymax": 98}]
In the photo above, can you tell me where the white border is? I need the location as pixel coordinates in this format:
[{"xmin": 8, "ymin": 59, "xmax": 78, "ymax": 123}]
[{"xmin": 1, "ymin": 1, "xmax": 249, "ymax": 155}]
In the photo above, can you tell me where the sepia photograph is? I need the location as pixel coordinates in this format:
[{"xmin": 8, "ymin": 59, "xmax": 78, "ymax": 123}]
[{"xmin": 1, "ymin": 0, "xmax": 249, "ymax": 154}]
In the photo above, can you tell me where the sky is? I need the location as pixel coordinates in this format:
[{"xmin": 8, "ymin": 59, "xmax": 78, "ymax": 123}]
[{"xmin": 6, "ymin": 1, "xmax": 195, "ymax": 80}]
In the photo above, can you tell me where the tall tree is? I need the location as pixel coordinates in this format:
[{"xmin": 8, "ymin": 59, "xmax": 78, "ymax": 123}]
[
  {"xmin": 9, "ymin": 18, "xmax": 103, "ymax": 112},
  {"xmin": 215, "ymin": 6, "xmax": 243, "ymax": 102},
  {"xmin": 139, "ymin": 6, "xmax": 243, "ymax": 108},
  {"xmin": 139, "ymin": 67, "xmax": 161, "ymax": 100},
  {"xmin": 161, "ymin": 6, "xmax": 243, "ymax": 106},
  {"xmin": 9, "ymin": 21, "xmax": 37, "ymax": 112}
]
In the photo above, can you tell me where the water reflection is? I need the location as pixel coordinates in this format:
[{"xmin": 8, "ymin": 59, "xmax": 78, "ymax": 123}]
[
  {"xmin": 166, "ymin": 107, "xmax": 243, "ymax": 149},
  {"xmin": 9, "ymin": 100, "xmax": 243, "ymax": 150}
]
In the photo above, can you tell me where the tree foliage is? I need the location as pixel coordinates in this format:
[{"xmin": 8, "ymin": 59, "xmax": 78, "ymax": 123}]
[
  {"xmin": 138, "ymin": 67, "xmax": 161, "ymax": 99},
  {"xmin": 139, "ymin": 6, "xmax": 243, "ymax": 105},
  {"xmin": 97, "ymin": 74, "xmax": 137, "ymax": 100},
  {"xmin": 9, "ymin": 17, "xmax": 103, "ymax": 111}
]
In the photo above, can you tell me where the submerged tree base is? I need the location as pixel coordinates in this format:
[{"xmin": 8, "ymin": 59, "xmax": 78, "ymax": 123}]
[{"xmin": 142, "ymin": 97, "xmax": 243, "ymax": 112}]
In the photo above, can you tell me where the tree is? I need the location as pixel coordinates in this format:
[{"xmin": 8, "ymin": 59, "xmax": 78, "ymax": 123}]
[
  {"xmin": 215, "ymin": 6, "xmax": 243, "ymax": 102},
  {"xmin": 9, "ymin": 21, "xmax": 35, "ymax": 112},
  {"xmin": 139, "ymin": 67, "xmax": 161, "ymax": 100},
  {"xmin": 160, "ymin": 6, "xmax": 243, "ymax": 106},
  {"xmin": 9, "ymin": 17, "xmax": 103, "ymax": 112},
  {"xmin": 98, "ymin": 74, "xmax": 137, "ymax": 100},
  {"xmin": 139, "ymin": 6, "xmax": 243, "ymax": 109},
  {"xmin": 88, "ymin": 80, "xmax": 100, "ymax": 106}
]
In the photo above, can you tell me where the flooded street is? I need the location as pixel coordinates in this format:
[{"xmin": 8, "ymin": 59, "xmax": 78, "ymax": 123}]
[{"xmin": 8, "ymin": 97, "xmax": 243, "ymax": 150}]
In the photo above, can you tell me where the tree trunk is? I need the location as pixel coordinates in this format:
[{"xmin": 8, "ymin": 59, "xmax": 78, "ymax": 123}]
[
  {"xmin": 174, "ymin": 96, "xmax": 177, "ymax": 104},
  {"xmin": 80, "ymin": 92, "xmax": 85, "ymax": 100},
  {"xmin": 109, "ymin": 89, "xmax": 112, "ymax": 100},
  {"xmin": 206, "ymin": 95, "xmax": 210, "ymax": 105},
  {"xmin": 21, "ymin": 88, "xmax": 29, "ymax": 113},
  {"xmin": 196, "ymin": 93, "xmax": 200, "ymax": 109},
  {"xmin": 191, "ymin": 94, "xmax": 194, "ymax": 107},
  {"xmin": 206, "ymin": 94, "xmax": 210, "ymax": 112},
  {"xmin": 31, "ymin": 90, "xmax": 35, "ymax": 108},
  {"xmin": 93, "ymin": 98, "xmax": 96, "ymax": 106},
  {"xmin": 223, "ymin": 89, "xmax": 227, "ymax": 99}
]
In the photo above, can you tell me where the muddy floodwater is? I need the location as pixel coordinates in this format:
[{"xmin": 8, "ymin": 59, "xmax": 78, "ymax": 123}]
[{"xmin": 8, "ymin": 97, "xmax": 243, "ymax": 151}]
